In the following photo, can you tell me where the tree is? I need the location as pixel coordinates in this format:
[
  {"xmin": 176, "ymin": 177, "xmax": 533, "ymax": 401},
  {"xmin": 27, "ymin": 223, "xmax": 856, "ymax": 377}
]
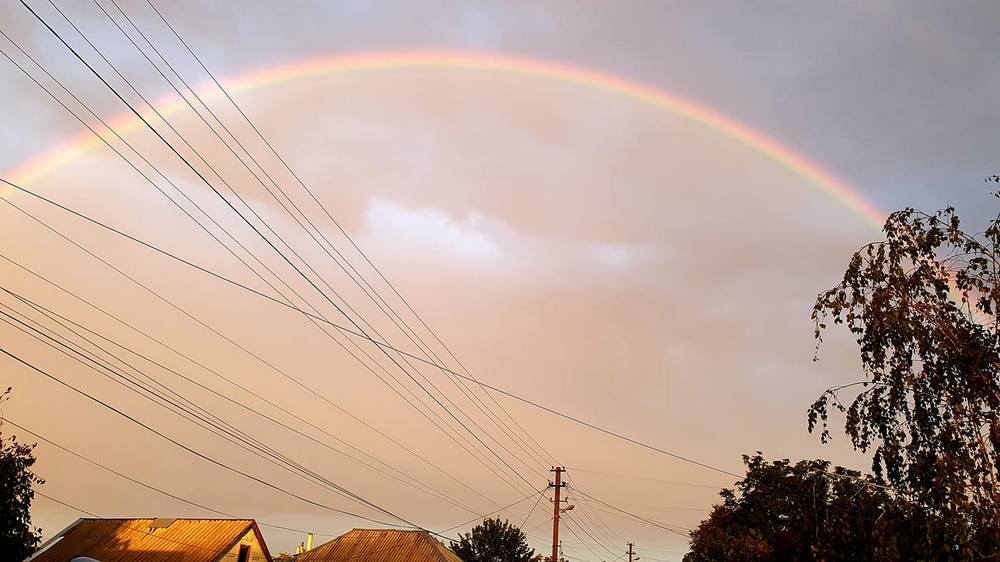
[
  {"xmin": 450, "ymin": 518, "xmax": 535, "ymax": 562},
  {"xmin": 0, "ymin": 388, "xmax": 44, "ymax": 560},
  {"xmin": 684, "ymin": 454, "xmax": 948, "ymax": 562},
  {"xmin": 811, "ymin": 185, "xmax": 1000, "ymax": 556}
]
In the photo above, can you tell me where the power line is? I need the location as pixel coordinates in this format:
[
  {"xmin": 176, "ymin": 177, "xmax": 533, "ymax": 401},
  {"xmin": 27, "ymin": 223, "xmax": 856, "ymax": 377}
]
[
  {"xmin": 0, "ymin": 176, "xmax": 512, "ymax": 506},
  {"xmin": 0, "ymin": 339, "xmax": 423, "ymax": 529},
  {"xmin": 0, "ymin": 175, "xmax": 743, "ymax": 480},
  {"xmin": 143, "ymin": 0, "xmax": 557, "ymax": 471},
  {"xmin": 3, "ymin": 0, "xmax": 736, "ymax": 490},
  {"xmin": 15, "ymin": 418, "xmax": 546, "ymax": 546},
  {"xmin": 577, "ymin": 502, "xmax": 689, "ymax": 539},
  {"xmin": 565, "ymin": 467, "xmax": 726, "ymax": 489},
  {"xmin": 0, "ymin": 250, "xmax": 499, "ymax": 513},
  {"xmin": 561, "ymin": 511, "xmax": 620, "ymax": 559},
  {"xmin": 564, "ymin": 483, "xmax": 624, "ymax": 549},
  {"xmin": 0, "ymin": 40, "xmax": 446, "ymax": 492},
  {"xmin": 0, "ymin": 304, "xmax": 419, "ymax": 526},
  {"xmin": 520, "ymin": 490, "xmax": 546, "ymax": 529},
  {"xmin": 566, "ymin": 487, "xmax": 690, "ymax": 539},
  {"xmin": 559, "ymin": 516, "xmax": 609, "ymax": 562},
  {"xmin": 8, "ymin": 419, "xmax": 303, "ymax": 534},
  {"xmin": 0, "ymin": 177, "xmax": 524, "ymax": 501},
  {"xmin": 0, "ymin": 13, "xmax": 536, "ymax": 486},
  {"xmin": 96, "ymin": 0, "xmax": 540, "ymax": 478},
  {"xmin": 84, "ymin": 0, "xmax": 510, "ymax": 465},
  {"xmin": 0, "ymin": 285, "xmax": 481, "ymax": 515},
  {"xmin": 0, "ymin": 285, "xmax": 562, "ymax": 542},
  {"xmin": 0, "ymin": 24, "xmax": 315, "ymax": 316},
  {"xmin": 23, "ymin": 0, "xmax": 542, "ymax": 494}
]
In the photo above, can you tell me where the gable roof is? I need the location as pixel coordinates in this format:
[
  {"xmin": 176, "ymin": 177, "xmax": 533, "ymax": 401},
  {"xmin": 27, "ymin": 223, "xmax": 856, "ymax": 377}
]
[
  {"xmin": 26, "ymin": 518, "xmax": 271, "ymax": 562},
  {"xmin": 296, "ymin": 528, "xmax": 464, "ymax": 562}
]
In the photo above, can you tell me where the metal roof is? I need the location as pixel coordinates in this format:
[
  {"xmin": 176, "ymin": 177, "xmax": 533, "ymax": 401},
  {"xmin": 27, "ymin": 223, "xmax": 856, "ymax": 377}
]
[
  {"xmin": 26, "ymin": 518, "xmax": 271, "ymax": 562},
  {"xmin": 296, "ymin": 529, "xmax": 465, "ymax": 562}
]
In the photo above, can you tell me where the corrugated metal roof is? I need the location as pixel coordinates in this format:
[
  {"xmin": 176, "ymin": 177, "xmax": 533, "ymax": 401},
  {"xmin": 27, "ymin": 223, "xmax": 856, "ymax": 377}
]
[
  {"xmin": 296, "ymin": 529, "xmax": 465, "ymax": 562},
  {"xmin": 27, "ymin": 518, "xmax": 269, "ymax": 562}
]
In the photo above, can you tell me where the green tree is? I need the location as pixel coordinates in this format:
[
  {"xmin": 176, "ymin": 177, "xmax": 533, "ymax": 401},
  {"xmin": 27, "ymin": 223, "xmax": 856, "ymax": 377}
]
[
  {"xmin": 684, "ymin": 454, "xmax": 947, "ymax": 562},
  {"xmin": 450, "ymin": 518, "xmax": 535, "ymax": 562},
  {"xmin": 0, "ymin": 388, "xmax": 44, "ymax": 560},
  {"xmin": 811, "ymin": 186, "xmax": 1000, "ymax": 556}
]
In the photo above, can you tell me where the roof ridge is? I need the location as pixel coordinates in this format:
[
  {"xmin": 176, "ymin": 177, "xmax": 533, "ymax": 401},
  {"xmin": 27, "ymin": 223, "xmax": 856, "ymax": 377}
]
[
  {"xmin": 77, "ymin": 517, "xmax": 255, "ymax": 522},
  {"xmin": 348, "ymin": 527, "xmax": 427, "ymax": 533}
]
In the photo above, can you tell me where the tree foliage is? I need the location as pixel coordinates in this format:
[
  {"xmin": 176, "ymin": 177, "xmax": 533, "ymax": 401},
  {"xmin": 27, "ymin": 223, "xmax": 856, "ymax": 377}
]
[
  {"xmin": 450, "ymin": 518, "xmax": 535, "ymax": 562},
  {"xmin": 684, "ymin": 454, "xmax": 956, "ymax": 562},
  {"xmin": 811, "ymin": 187, "xmax": 1000, "ymax": 556},
  {"xmin": 0, "ymin": 388, "xmax": 43, "ymax": 560}
]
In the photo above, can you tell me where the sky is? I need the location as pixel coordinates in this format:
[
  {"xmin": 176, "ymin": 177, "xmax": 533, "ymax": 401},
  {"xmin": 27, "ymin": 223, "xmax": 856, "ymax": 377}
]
[{"xmin": 1, "ymin": 1, "xmax": 998, "ymax": 559}]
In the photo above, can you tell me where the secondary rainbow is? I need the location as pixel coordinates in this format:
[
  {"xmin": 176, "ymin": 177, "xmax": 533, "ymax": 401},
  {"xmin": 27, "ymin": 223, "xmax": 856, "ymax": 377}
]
[{"xmin": 4, "ymin": 50, "xmax": 885, "ymax": 228}]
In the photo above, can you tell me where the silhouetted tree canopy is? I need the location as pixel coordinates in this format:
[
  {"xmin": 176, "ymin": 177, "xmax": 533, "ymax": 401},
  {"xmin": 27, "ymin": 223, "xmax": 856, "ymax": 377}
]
[
  {"xmin": 811, "ymin": 185, "xmax": 1000, "ymax": 556},
  {"xmin": 450, "ymin": 518, "xmax": 535, "ymax": 562},
  {"xmin": 0, "ymin": 388, "xmax": 43, "ymax": 560},
  {"xmin": 684, "ymin": 454, "xmax": 961, "ymax": 562}
]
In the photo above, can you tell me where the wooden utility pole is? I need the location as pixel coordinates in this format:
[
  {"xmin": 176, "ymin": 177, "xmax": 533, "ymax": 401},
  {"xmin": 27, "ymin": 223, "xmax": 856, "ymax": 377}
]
[
  {"xmin": 627, "ymin": 542, "xmax": 636, "ymax": 562},
  {"xmin": 550, "ymin": 467, "xmax": 565, "ymax": 562}
]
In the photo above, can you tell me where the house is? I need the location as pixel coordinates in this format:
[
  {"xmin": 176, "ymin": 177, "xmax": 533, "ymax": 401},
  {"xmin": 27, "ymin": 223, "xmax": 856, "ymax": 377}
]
[
  {"xmin": 295, "ymin": 528, "xmax": 464, "ymax": 562},
  {"xmin": 26, "ymin": 518, "xmax": 273, "ymax": 562}
]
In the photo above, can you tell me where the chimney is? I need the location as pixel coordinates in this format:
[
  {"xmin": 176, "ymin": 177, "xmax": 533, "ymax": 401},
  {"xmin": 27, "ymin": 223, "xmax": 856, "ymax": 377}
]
[{"xmin": 306, "ymin": 533, "xmax": 314, "ymax": 551}]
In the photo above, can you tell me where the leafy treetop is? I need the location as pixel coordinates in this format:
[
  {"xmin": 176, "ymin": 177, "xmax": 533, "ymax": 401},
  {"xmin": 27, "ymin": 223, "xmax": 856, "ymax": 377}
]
[
  {"xmin": 811, "ymin": 185, "xmax": 1000, "ymax": 556},
  {"xmin": 0, "ymin": 387, "xmax": 44, "ymax": 561},
  {"xmin": 450, "ymin": 517, "xmax": 535, "ymax": 562}
]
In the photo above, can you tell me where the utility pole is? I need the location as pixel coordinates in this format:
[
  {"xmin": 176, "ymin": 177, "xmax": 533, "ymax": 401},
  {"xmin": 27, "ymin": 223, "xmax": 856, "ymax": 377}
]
[
  {"xmin": 550, "ymin": 467, "xmax": 566, "ymax": 562},
  {"xmin": 627, "ymin": 542, "xmax": 636, "ymax": 562}
]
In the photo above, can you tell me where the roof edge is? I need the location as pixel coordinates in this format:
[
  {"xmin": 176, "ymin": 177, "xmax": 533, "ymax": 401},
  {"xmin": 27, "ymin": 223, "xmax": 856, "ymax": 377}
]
[
  {"xmin": 214, "ymin": 520, "xmax": 269, "ymax": 562},
  {"xmin": 250, "ymin": 521, "xmax": 273, "ymax": 562},
  {"xmin": 24, "ymin": 518, "xmax": 83, "ymax": 562},
  {"xmin": 427, "ymin": 531, "xmax": 458, "ymax": 562}
]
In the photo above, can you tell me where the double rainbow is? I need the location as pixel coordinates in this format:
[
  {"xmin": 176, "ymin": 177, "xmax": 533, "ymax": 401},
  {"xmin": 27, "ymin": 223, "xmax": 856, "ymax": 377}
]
[{"xmin": 4, "ymin": 51, "xmax": 884, "ymax": 229}]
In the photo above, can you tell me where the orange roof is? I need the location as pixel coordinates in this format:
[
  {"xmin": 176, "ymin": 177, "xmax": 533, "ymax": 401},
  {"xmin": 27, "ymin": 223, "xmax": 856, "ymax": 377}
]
[
  {"xmin": 296, "ymin": 528, "xmax": 464, "ymax": 562},
  {"xmin": 27, "ymin": 518, "xmax": 271, "ymax": 562}
]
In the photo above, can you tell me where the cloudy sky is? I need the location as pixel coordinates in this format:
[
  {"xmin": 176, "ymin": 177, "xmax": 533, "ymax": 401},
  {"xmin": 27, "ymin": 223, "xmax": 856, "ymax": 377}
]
[{"xmin": 1, "ymin": 1, "xmax": 998, "ymax": 558}]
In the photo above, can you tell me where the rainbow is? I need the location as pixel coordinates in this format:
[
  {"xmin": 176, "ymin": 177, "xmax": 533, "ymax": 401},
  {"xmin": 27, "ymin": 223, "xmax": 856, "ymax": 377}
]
[{"xmin": 4, "ymin": 50, "xmax": 885, "ymax": 228}]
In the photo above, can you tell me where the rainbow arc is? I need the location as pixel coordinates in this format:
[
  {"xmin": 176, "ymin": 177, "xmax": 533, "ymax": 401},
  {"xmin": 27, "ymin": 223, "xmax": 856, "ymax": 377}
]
[{"xmin": 4, "ymin": 51, "xmax": 884, "ymax": 229}]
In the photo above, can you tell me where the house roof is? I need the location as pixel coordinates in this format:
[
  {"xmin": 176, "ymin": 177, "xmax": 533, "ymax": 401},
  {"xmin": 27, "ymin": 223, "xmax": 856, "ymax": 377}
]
[
  {"xmin": 26, "ymin": 518, "xmax": 271, "ymax": 562},
  {"xmin": 296, "ymin": 528, "xmax": 464, "ymax": 562}
]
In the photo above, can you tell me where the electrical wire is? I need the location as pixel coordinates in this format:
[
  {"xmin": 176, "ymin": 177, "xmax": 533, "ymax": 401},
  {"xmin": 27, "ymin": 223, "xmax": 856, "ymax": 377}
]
[
  {"xmin": 0, "ymin": 175, "xmax": 514, "ymax": 505},
  {"xmin": 99, "ymin": 0, "xmax": 549, "ymax": 477},
  {"xmin": 567, "ymin": 487, "xmax": 690, "ymax": 539},
  {"xmin": 18, "ymin": 421, "xmax": 548, "ymax": 549},
  {"xmin": 0, "ymin": 176, "xmax": 743, "ymax": 481},
  {"xmin": 23, "ymin": 0, "xmax": 543, "ymax": 494},
  {"xmin": 1, "ymin": 285, "xmax": 481, "ymax": 515},
  {"xmin": 0, "ymin": 304, "xmax": 419, "ymax": 527},
  {"xmin": 0, "ymin": 250, "xmax": 499, "ymax": 513},
  {"xmin": 144, "ymin": 0, "xmax": 557, "ymax": 471},
  {"xmin": 562, "ymin": 511, "xmax": 620, "ymax": 559},
  {"xmin": 0, "ymin": 343, "xmax": 419, "ymax": 528}
]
